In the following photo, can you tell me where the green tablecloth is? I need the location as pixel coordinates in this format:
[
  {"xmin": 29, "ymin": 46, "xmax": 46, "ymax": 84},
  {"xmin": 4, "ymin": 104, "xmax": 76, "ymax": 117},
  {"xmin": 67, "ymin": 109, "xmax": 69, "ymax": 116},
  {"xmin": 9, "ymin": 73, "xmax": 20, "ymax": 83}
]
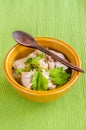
[{"xmin": 0, "ymin": 0, "xmax": 86, "ymax": 130}]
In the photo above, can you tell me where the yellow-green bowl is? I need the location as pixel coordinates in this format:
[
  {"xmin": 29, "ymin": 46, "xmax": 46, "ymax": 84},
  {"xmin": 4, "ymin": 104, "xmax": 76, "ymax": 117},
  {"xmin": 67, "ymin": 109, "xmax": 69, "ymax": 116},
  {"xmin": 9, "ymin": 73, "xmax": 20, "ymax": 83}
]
[{"xmin": 4, "ymin": 37, "xmax": 81, "ymax": 102}]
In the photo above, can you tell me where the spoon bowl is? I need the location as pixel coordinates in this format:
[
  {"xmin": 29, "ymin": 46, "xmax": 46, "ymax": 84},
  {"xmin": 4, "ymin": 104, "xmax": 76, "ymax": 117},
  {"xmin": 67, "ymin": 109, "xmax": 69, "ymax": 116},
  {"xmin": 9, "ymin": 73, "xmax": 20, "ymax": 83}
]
[{"xmin": 13, "ymin": 31, "xmax": 36, "ymax": 47}]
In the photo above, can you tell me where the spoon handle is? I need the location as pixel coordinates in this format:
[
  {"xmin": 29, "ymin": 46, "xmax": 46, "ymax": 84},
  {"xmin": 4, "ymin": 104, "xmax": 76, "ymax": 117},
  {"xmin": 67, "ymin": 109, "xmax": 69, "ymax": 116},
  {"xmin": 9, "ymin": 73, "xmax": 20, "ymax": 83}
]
[{"xmin": 35, "ymin": 44, "xmax": 84, "ymax": 73}]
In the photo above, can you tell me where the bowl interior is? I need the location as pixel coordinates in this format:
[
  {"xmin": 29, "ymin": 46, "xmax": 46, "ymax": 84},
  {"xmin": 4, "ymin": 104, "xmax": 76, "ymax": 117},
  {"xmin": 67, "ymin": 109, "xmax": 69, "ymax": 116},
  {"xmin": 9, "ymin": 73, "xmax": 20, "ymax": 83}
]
[{"xmin": 4, "ymin": 37, "xmax": 81, "ymax": 95}]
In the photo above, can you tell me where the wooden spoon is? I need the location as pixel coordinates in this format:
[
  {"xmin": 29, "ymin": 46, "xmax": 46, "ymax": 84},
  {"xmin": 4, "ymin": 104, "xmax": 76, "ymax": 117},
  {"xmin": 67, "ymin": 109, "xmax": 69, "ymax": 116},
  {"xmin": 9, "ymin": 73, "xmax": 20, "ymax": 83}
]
[{"xmin": 12, "ymin": 31, "xmax": 84, "ymax": 73}]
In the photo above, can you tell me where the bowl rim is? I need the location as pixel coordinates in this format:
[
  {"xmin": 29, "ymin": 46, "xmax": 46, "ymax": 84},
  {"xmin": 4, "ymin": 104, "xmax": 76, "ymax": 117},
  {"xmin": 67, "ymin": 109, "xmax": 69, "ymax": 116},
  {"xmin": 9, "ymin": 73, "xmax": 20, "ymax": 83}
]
[{"xmin": 3, "ymin": 37, "xmax": 81, "ymax": 96}]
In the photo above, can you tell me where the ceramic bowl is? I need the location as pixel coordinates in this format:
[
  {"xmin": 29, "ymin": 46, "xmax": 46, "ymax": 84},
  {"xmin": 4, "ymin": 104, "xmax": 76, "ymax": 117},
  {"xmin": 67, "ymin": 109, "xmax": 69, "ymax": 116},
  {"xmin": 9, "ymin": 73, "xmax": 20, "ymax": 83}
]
[{"xmin": 4, "ymin": 37, "xmax": 81, "ymax": 102}]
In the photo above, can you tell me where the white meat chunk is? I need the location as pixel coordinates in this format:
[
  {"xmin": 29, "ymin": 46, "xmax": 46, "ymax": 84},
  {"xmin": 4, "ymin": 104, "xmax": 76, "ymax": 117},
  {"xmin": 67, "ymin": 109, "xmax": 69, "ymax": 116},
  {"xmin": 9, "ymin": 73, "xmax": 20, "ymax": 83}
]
[
  {"xmin": 55, "ymin": 61, "xmax": 68, "ymax": 70},
  {"xmin": 42, "ymin": 70, "xmax": 49, "ymax": 79},
  {"xmin": 21, "ymin": 71, "xmax": 35, "ymax": 89},
  {"xmin": 33, "ymin": 49, "xmax": 44, "ymax": 55},
  {"xmin": 42, "ymin": 70, "xmax": 56, "ymax": 90},
  {"xmin": 28, "ymin": 51, "xmax": 37, "ymax": 58},
  {"xmin": 47, "ymin": 81, "xmax": 56, "ymax": 90},
  {"xmin": 12, "ymin": 51, "xmax": 37, "ymax": 69},
  {"xmin": 48, "ymin": 61, "xmax": 55, "ymax": 69},
  {"xmin": 50, "ymin": 50, "xmax": 65, "ymax": 58},
  {"xmin": 49, "ymin": 50, "xmax": 68, "ymax": 70},
  {"xmin": 46, "ymin": 55, "xmax": 55, "ymax": 69},
  {"xmin": 12, "ymin": 57, "xmax": 28, "ymax": 69},
  {"xmin": 46, "ymin": 55, "xmax": 54, "ymax": 62},
  {"xmin": 39, "ymin": 59, "xmax": 48, "ymax": 69}
]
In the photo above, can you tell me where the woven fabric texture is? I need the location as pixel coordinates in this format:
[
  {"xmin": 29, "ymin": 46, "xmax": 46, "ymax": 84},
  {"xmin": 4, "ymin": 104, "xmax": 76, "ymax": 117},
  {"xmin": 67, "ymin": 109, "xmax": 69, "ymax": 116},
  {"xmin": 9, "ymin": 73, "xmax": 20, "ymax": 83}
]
[{"xmin": 0, "ymin": 0, "xmax": 86, "ymax": 130}]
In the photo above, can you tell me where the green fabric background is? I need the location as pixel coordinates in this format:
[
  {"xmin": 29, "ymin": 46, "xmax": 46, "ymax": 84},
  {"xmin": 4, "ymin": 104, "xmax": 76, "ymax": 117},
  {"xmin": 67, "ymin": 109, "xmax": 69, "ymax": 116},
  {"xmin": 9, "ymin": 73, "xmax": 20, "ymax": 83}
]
[{"xmin": 0, "ymin": 0, "xmax": 86, "ymax": 130}]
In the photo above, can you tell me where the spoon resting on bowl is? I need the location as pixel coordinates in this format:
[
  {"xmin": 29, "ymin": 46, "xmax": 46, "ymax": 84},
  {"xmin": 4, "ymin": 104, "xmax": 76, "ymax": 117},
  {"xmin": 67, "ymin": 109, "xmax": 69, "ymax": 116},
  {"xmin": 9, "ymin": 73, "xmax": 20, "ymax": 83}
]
[{"xmin": 12, "ymin": 31, "xmax": 84, "ymax": 73}]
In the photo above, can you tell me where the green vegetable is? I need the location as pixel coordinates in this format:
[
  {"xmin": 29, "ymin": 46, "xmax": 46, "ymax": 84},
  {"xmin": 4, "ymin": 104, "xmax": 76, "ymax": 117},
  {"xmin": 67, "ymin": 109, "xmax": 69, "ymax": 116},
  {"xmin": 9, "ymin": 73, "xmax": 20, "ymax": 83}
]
[
  {"xmin": 16, "ymin": 68, "xmax": 24, "ymax": 74},
  {"xmin": 31, "ymin": 54, "xmax": 44, "ymax": 67},
  {"xmin": 49, "ymin": 67, "xmax": 70, "ymax": 85},
  {"xmin": 25, "ymin": 58, "xmax": 32, "ymax": 64},
  {"xmin": 38, "ymin": 70, "xmax": 48, "ymax": 90},
  {"xmin": 32, "ymin": 71, "xmax": 39, "ymax": 90},
  {"xmin": 25, "ymin": 54, "xmax": 44, "ymax": 68},
  {"xmin": 32, "ymin": 70, "xmax": 48, "ymax": 91},
  {"xmin": 16, "ymin": 67, "xmax": 31, "ymax": 74}
]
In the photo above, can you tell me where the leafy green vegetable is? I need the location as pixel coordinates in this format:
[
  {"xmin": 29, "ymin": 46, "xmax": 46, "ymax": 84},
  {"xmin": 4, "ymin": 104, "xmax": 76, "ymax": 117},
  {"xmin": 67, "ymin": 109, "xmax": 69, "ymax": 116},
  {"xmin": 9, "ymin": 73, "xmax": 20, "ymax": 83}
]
[
  {"xmin": 32, "ymin": 71, "xmax": 39, "ymax": 90},
  {"xmin": 25, "ymin": 58, "xmax": 32, "ymax": 64},
  {"xmin": 16, "ymin": 68, "xmax": 24, "ymax": 74},
  {"xmin": 16, "ymin": 67, "xmax": 31, "ymax": 74},
  {"xmin": 25, "ymin": 54, "xmax": 44, "ymax": 69},
  {"xmin": 31, "ymin": 54, "xmax": 44, "ymax": 67},
  {"xmin": 32, "ymin": 70, "xmax": 48, "ymax": 91},
  {"xmin": 37, "ymin": 70, "xmax": 48, "ymax": 91},
  {"xmin": 49, "ymin": 67, "xmax": 70, "ymax": 85}
]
